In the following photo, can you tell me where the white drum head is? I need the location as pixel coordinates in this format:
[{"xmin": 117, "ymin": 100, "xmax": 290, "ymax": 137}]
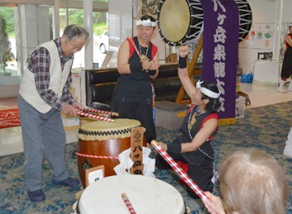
[
  {"xmin": 159, "ymin": 0, "xmax": 190, "ymax": 43},
  {"xmin": 78, "ymin": 175, "xmax": 185, "ymax": 214}
]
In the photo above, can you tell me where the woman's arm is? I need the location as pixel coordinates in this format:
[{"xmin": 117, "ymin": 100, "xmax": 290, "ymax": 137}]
[
  {"xmin": 285, "ymin": 34, "xmax": 292, "ymax": 47},
  {"xmin": 181, "ymin": 118, "xmax": 218, "ymax": 153},
  {"xmin": 158, "ymin": 117, "xmax": 218, "ymax": 153},
  {"xmin": 117, "ymin": 40, "xmax": 132, "ymax": 74},
  {"xmin": 148, "ymin": 51, "xmax": 160, "ymax": 80},
  {"xmin": 177, "ymin": 46, "xmax": 197, "ymax": 103}
]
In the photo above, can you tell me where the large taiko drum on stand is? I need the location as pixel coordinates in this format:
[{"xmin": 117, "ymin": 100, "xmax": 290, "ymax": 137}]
[
  {"xmin": 77, "ymin": 119, "xmax": 144, "ymax": 188},
  {"xmin": 158, "ymin": 0, "xmax": 204, "ymax": 46},
  {"xmin": 235, "ymin": 0, "xmax": 253, "ymax": 42},
  {"xmin": 77, "ymin": 175, "xmax": 187, "ymax": 214},
  {"xmin": 157, "ymin": 0, "xmax": 252, "ymax": 46}
]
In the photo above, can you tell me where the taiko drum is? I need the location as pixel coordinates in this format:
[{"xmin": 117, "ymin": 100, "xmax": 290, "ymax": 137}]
[
  {"xmin": 157, "ymin": 0, "xmax": 252, "ymax": 45},
  {"xmin": 77, "ymin": 118, "xmax": 143, "ymax": 188}
]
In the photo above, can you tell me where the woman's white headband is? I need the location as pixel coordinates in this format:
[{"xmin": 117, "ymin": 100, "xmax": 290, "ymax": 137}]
[
  {"xmin": 196, "ymin": 80, "xmax": 221, "ymax": 99},
  {"xmin": 136, "ymin": 19, "xmax": 156, "ymax": 27}
]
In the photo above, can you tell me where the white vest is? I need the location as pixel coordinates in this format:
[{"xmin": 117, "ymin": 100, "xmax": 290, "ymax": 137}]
[{"xmin": 19, "ymin": 40, "xmax": 73, "ymax": 113}]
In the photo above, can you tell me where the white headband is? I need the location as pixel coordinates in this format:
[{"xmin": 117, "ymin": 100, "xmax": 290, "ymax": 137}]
[
  {"xmin": 136, "ymin": 19, "xmax": 156, "ymax": 27},
  {"xmin": 196, "ymin": 80, "xmax": 221, "ymax": 99}
]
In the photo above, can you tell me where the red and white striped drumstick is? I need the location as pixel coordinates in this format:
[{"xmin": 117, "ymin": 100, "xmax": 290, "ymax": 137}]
[
  {"xmin": 151, "ymin": 140, "xmax": 208, "ymax": 200},
  {"xmin": 75, "ymin": 151, "xmax": 118, "ymax": 159},
  {"xmin": 76, "ymin": 110, "xmax": 114, "ymax": 122},
  {"xmin": 80, "ymin": 108, "xmax": 119, "ymax": 117},
  {"xmin": 121, "ymin": 193, "xmax": 136, "ymax": 214}
]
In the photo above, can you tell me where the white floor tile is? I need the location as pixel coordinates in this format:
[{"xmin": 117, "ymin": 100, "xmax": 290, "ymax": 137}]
[
  {"xmin": 66, "ymin": 129, "xmax": 79, "ymax": 144},
  {"xmin": 1, "ymin": 144, "xmax": 24, "ymax": 156}
]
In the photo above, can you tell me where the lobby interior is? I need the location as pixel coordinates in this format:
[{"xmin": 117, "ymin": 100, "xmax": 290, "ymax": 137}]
[{"xmin": 1, "ymin": 0, "xmax": 292, "ymax": 156}]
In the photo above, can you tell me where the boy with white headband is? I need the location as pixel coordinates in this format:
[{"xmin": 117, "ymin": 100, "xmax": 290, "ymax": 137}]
[
  {"xmin": 111, "ymin": 15, "xmax": 160, "ymax": 144},
  {"xmin": 156, "ymin": 45, "xmax": 221, "ymax": 199}
]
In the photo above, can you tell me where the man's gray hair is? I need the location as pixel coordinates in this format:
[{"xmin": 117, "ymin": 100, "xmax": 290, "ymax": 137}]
[{"xmin": 63, "ymin": 25, "xmax": 89, "ymax": 41}]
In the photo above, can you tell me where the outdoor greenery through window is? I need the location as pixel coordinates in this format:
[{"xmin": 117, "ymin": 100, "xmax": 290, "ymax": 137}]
[
  {"xmin": 59, "ymin": 9, "xmax": 108, "ymax": 35},
  {"xmin": 0, "ymin": 7, "xmax": 16, "ymax": 77},
  {"xmin": 0, "ymin": 1, "xmax": 109, "ymax": 78},
  {"xmin": 59, "ymin": 8, "xmax": 108, "ymax": 68}
]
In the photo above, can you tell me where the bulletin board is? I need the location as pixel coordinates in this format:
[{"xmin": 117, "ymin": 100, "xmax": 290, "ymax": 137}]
[{"xmin": 239, "ymin": 23, "xmax": 275, "ymax": 49}]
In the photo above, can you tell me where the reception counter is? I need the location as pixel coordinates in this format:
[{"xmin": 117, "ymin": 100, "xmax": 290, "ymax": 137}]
[{"xmin": 253, "ymin": 60, "xmax": 282, "ymax": 84}]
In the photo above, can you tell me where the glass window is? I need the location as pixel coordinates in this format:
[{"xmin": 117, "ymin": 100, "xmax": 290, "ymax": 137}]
[
  {"xmin": 59, "ymin": 8, "xmax": 108, "ymax": 68},
  {"xmin": 0, "ymin": 7, "xmax": 17, "ymax": 77},
  {"xmin": 93, "ymin": 11, "xmax": 108, "ymax": 64}
]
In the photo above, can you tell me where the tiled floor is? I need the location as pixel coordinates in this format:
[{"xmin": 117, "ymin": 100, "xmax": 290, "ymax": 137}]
[{"xmin": 1, "ymin": 82, "xmax": 292, "ymax": 157}]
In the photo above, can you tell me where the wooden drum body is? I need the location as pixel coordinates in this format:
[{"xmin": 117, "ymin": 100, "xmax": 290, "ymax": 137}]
[{"xmin": 77, "ymin": 119, "xmax": 143, "ymax": 188}]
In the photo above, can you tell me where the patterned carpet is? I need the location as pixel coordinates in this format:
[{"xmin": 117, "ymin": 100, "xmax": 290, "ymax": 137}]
[{"xmin": 1, "ymin": 102, "xmax": 292, "ymax": 213}]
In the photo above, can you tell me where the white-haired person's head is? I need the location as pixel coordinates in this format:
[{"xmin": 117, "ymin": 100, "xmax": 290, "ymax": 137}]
[{"xmin": 219, "ymin": 148, "xmax": 289, "ymax": 214}]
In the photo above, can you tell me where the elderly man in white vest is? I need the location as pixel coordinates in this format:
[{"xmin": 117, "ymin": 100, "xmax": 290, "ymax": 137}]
[{"xmin": 18, "ymin": 25, "xmax": 89, "ymax": 202}]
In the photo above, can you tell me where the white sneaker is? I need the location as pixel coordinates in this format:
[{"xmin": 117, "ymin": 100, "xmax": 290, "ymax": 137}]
[
  {"xmin": 283, "ymin": 146, "xmax": 292, "ymax": 158},
  {"xmin": 278, "ymin": 87, "xmax": 287, "ymax": 93}
]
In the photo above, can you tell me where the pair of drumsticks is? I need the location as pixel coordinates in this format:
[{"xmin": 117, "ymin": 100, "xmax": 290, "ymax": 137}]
[{"xmin": 75, "ymin": 107, "xmax": 119, "ymax": 122}]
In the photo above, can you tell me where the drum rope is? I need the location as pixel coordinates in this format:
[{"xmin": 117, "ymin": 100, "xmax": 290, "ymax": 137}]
[{"xmin": 75, "ymin": 151, "xmax": 119, "ymax": 159}]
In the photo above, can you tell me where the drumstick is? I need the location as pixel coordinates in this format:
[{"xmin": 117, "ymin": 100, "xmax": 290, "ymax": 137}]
[
  {"xmin": 121, "ymin": 193, "xmax": 136, "ymax": 214},
  {"xmin": 76, "ymin": 110, "xmax": 114, "ymax": 122},
  {"xmin": 79, "ymin": 108, "xmax": 119, "ymax": 117},
  {"xmin": 151, "ymin": 140, "xmax": 208, "ymax": 200}
]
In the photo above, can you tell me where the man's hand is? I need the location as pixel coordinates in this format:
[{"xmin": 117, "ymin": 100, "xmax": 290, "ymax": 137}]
[
  {"xmin": 61, "ymin": 103, "xmax": 82, "ymax": 116},
  {"xmin": 74, "ymin": 102, "xmax": 83, "ymax": 110}
]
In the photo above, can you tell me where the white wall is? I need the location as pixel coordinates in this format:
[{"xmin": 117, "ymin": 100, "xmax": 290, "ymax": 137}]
[
  {"xmin": 0, "ymin": 77, "xmax": 21, "ymax": 99},
  {"xmin": 238, "ymin": 0, "xmax": 292, "ymax": 74}
]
